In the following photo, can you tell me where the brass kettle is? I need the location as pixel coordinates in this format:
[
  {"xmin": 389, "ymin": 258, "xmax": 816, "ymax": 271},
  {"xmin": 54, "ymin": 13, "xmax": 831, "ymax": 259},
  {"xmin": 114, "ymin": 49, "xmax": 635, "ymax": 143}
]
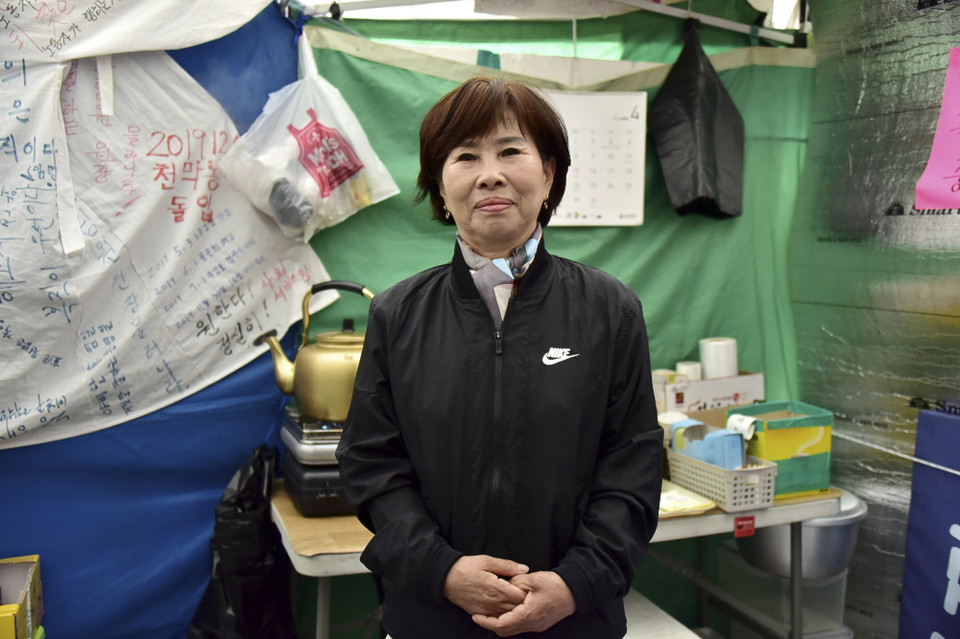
[{"xmin": 255, "ymin": 280, "xmax": 374, "ymax": 424}]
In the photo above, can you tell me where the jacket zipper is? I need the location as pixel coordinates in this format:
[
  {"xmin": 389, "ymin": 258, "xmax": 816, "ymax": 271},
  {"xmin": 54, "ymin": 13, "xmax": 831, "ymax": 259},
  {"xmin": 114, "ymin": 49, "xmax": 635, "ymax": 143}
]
[
  {"xmin": 487, "ymin": 329, "xmax": 505, "ymax": 552},
  {"xmin": 492, "ymin": 329, "xmax": 504, "ymax": 493}
]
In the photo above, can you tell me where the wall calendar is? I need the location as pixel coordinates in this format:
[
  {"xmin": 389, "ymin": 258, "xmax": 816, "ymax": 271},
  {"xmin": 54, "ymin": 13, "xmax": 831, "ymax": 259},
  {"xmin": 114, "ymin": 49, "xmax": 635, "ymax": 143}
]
[{"xmin": 543, "ymin": 90, "xmax": 647, "ymax": 227}]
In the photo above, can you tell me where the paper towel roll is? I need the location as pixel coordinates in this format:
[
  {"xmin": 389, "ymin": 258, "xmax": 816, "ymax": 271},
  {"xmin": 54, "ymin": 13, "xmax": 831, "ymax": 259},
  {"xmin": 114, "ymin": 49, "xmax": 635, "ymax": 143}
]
[
  {"xmin": 699, "ymin": 337, "xmax": 738, "ymax": 379},
  {"xmin": 676, "ymin": 361, "xmax": 702, "ymax": 382},
  {"xmin": 726, "ymin": 414, "xmax": 756, "ymax": 440}
]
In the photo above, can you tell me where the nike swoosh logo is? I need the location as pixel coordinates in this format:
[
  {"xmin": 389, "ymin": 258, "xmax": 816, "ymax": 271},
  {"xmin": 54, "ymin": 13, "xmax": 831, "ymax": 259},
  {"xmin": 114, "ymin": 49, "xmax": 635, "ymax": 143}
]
[{"xmin": 542, "ymin": 353, "xmax": 580, "ymax": 366}]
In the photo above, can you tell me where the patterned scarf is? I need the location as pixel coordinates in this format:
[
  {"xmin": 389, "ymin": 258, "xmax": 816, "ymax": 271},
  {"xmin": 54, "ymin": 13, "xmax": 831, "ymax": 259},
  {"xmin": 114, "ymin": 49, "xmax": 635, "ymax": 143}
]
[{"xmin": 458, "ymin": 225, "xmax": 542, "ymax": 329}]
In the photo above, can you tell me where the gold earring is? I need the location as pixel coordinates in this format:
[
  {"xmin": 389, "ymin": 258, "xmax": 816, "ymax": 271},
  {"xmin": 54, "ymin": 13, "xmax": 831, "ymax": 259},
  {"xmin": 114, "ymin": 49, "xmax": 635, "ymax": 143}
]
[
  {"xmin": 542, "ymin": 200, "xmax": 549, "ymax": 211},
  {"xmin": 443, "ymin": 205, "xmax": 451, "ymax": 220}
]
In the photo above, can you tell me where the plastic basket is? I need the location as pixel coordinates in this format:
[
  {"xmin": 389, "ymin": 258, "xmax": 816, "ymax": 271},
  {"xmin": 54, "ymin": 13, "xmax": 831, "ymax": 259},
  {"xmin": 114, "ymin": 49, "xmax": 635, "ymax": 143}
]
[{"xmin": 667, "ymin": 449, "xmax": 777, "ymax": 512}]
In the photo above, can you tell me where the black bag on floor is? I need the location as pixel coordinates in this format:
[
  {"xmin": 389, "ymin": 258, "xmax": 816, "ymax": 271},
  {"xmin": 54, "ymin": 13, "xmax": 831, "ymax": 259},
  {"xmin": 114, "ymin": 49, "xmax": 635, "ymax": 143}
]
[{"xmin": 188, "ymin": 444, "xmax": 297, "ymax": 639}]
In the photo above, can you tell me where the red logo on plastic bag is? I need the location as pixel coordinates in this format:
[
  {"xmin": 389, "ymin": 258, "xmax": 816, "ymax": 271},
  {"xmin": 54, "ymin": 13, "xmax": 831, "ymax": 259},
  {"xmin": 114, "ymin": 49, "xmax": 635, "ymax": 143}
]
[{"xmin": 288, "ymin": 108, "xmax": 363, "ymax": 198}]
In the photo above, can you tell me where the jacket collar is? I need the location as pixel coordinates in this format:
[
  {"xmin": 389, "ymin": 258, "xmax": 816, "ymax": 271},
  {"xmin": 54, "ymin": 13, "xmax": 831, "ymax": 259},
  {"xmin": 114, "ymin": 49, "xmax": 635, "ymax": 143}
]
[{"xmin": 450, "ymin": 235, "xmax": 553, "ymax": 301}]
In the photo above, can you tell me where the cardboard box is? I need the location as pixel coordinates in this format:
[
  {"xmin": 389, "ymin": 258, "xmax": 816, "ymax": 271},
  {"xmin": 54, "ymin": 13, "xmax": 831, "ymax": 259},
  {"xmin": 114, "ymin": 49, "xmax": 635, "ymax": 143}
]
[
  {"xmin": 0, "ymin": 555, "xmax": 43, "ymax": 639},
  {"xmin": 685, "ymin": 405, "xmax": 739, "ymax": 428},
  {"xmin": 652, "ymin": 369, "xmax": 686, "ymax": 413},
  {"xmin": 728, "ymin": 400, "xmax": 832, "ymax": 497},
  {"xmin": 657, "ymin": 371, "xmax": 765, "ymax": 413}
]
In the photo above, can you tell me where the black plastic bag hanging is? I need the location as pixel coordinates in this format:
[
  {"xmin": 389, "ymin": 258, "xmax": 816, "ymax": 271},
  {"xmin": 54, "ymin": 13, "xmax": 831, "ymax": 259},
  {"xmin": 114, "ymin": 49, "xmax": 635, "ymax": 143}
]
[
  {"xmin": 188, "ymin": 445, "xmax": 297, "ymax": 639},
  {"xmin": 649, "ymin": 19, "xmax": 745, "ymax": 219}
]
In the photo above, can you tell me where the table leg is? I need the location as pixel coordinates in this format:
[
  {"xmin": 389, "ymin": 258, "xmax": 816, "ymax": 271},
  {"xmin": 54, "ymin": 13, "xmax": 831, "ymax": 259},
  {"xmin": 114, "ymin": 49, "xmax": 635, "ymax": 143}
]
[
  {"xmin": 698, "ymin": 537, "xmax": 709, "ymax": 626},
  {"xmin": 789, "ymin": 521, "xmax": 803, "ymax": 639},
  {"xmin": 315, "ymin": 576, "xmax": 331, "ymax": 639}
]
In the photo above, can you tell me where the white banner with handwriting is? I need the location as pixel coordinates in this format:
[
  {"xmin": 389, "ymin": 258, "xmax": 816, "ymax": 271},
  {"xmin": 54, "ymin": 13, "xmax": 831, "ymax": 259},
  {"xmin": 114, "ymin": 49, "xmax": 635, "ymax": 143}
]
[
  {"xmin": 0, "ymin": 50, "xmax": 334, "ymax": 448},
  {"xmin": 3, "ymin": 0, "xmax": 272, "ymax": 62}
]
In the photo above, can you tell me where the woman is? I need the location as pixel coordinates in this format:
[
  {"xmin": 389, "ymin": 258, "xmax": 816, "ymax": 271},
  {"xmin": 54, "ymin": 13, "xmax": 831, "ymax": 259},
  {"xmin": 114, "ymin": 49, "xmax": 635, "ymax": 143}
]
[{"xmin": 336, "ymin": 77, "xmax": 663, "ymax": 638}]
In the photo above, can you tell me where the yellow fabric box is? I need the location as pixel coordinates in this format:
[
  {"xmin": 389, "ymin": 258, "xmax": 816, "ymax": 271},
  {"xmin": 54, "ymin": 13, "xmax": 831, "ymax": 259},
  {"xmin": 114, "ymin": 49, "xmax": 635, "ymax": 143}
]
[
  {"xmin": 727, "ymin": 401, "xmax": 832, "ymax": 496},
  {"xmin": 0, "ymin": 555, "xmax": 43, "ymax": 639}
]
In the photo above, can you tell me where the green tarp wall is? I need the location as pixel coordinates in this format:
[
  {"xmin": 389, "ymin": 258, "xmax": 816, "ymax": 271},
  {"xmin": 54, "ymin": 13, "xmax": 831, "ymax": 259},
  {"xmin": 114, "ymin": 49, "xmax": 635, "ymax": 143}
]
[
  {"xmin": 297, "ymin": 2, "xmax": 815, "ymax": 632},
  {"xmin": 303, "ymin": 4, "xmax": 814, "ymax": 403}
]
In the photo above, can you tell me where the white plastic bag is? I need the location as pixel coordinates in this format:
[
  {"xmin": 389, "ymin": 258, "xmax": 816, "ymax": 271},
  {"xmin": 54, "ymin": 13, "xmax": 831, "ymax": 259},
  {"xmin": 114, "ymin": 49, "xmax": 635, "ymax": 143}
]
[{"xmin": 221, "ymin": 37, "xmax": 399, "ymax": 241}]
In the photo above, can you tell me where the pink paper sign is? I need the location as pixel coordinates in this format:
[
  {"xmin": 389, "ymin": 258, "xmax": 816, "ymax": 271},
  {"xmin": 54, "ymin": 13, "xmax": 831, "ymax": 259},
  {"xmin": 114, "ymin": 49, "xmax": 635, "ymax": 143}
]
[{"xmin": 916, "ymin": 47, "xmax": 960, "ymax": 210}]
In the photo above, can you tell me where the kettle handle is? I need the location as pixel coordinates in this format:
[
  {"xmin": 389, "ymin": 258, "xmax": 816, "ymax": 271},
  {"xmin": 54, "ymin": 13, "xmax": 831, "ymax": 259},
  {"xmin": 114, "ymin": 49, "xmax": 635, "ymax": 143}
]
[{"xmin": 301, "ymin": 280, "xmax": 376, "ymax": 349}]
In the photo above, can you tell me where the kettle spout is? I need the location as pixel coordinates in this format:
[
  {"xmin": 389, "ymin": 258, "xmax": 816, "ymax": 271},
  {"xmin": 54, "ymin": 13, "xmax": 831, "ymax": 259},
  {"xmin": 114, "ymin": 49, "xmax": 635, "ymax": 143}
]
[{"xmin": 254, "ymin": 329, "xmax": 295, "ymax": 396}]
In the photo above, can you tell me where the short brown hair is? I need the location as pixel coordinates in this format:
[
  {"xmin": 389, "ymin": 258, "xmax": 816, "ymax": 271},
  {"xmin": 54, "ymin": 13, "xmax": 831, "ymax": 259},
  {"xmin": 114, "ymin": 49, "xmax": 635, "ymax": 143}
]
[{"xmin": 415, "ymin": 77, "xmax": 570, "ymax": 227}]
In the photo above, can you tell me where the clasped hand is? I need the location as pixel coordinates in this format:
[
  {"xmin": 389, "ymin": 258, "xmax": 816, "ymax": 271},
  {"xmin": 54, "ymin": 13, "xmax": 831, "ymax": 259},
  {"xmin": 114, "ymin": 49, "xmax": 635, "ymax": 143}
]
[{"xmin": 443, "ymin": 555, "xmax": 576, "ymax": 637}]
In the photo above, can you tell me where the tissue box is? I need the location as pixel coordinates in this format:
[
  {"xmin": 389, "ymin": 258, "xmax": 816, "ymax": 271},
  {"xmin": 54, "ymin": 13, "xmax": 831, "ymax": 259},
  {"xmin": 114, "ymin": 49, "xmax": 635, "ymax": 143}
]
[
  {"xmin": 671, "ymin": 420, "xmax": 746, "ymax": 470},
  {"xmin": 0, "ymin": 555, "xmax": 43, "ymax": 639},
  {"xmin": 727, "ymin": 401, "xmax": 832, "ymax": 497}
]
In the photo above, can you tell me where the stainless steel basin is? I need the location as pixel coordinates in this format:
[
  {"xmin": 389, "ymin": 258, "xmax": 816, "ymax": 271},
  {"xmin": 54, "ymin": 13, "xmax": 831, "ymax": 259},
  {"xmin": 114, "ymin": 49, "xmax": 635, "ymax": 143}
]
[{"xmin": 736, "ymin": 489, "xmax": 868, "ymax": 579}]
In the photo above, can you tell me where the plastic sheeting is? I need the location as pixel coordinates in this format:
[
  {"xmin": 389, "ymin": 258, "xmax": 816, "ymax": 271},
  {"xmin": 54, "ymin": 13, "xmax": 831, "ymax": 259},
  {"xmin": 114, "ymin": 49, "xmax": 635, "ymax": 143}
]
[
  {"xmin": 220, "ymin": 38, "xmax": 401, "ymax": 241},
  {"xmin": 792, "ymin": 1, "xmax": 960, "ymax": 636}
]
